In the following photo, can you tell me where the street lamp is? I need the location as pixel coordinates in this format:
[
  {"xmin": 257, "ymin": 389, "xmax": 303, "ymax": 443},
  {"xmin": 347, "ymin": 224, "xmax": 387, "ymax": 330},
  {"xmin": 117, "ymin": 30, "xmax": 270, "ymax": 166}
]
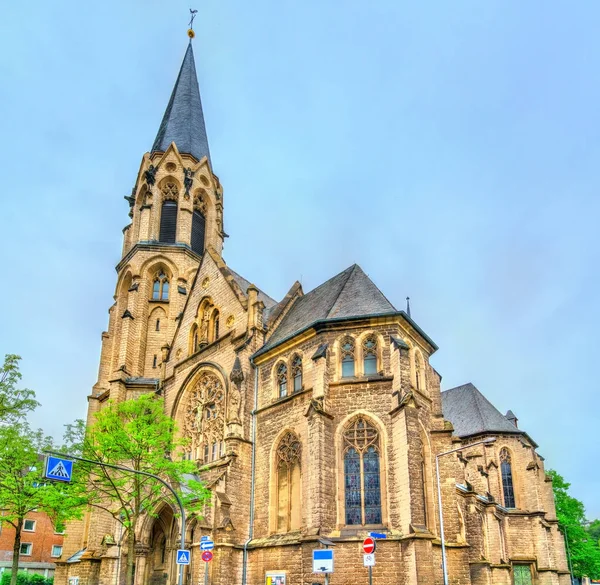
[{"xmin": 435, "ymin": 437, "xmax": 496, "ymax": 585}]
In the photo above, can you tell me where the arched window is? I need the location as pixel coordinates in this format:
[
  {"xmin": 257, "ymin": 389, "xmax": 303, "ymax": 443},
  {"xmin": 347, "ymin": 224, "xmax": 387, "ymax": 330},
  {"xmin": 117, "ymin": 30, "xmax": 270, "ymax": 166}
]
[
  {"xmin": 152, "ymin": 271, "xmax": 169, "ymax": 301},
  {"xmin": 190, "ymin": 324, "xmax": 198, "ymax": 355},
  {"xmin": 341, "ymin": 337, "xmax": 356, "ymax": 378},
  {"xmin": 343, "ymin": 417, "xmax": 382, "ymax": 525},
  {"xmin": 414, "ymin": 351, "xmax": 426, "ymax": 392},
  {"xmin": 277, "ymin": 363, "xmax": 288, "ymax": 398},
  {"xmin": 500, "ymin": 449, "xmax": 516, "ymax": 508},
  {"xmin": 276, "ymin": 432, "xmax": 301, "ymax": 532},
  {"xmin": 159, "ymin": 200, "xmax": 178, "ymax": 243},
  {"xmin": 362, "ymin": 335, "xmax": 378, "ymax": 375},
  {"xmin": 291, "ymin": 355, "xmax": 302, "ymax": 393},
  {"xmin": 213, "ymin": 311, "xmax": 220, "ymax": 341},
  {"xmin": 191, "ymin": 195, "xmax": 206, "ymax": 255}
]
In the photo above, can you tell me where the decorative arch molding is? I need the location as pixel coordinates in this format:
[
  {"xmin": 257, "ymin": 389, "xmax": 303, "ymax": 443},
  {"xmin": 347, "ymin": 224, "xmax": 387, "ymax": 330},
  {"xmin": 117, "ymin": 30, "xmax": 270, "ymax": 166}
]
[
  {"xmin": 158, "ymin": 176, "xmax": 182, "ymax": 201},
  {"xmin": 170, "ymin": 361, "xmax": 230, "ymax": 420},
  {"xmin": 139, "ymin": 255, "xmax": 179, "ymax": 280},
  {"xmin": 137, "ymin": 501, "xmax": 178, "ymax": 547},
  {"xmin": 334, "ymin": 410, "xmax": 389, "ymax": 527}
]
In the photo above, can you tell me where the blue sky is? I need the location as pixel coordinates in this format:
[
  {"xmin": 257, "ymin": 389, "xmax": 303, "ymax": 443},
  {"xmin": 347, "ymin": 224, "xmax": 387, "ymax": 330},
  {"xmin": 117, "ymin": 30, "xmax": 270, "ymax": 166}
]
[{"xmin": 1, "ymin": 2, "xmax": 599, "ymax": 518}]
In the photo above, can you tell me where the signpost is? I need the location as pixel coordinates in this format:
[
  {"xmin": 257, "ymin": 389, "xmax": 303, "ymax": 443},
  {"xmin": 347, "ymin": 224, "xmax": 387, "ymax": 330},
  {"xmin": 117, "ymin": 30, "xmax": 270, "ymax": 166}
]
[
  {"xmin": 363, "ymin": 537, "xmax": 377, "ymax": 585},
  {"xmin": 176, "ymin": 550, "xmax": 190, "ymax": 565},
  {"xmin": 201, "ymin": 551, "xmax": 213, "ymax": 562},
  {"xmin": 201, "ymin": 537, "xmax": 215, "ymax": 585},
  {"xmin": 312, "ymin": 549, "xmax": 334, "ymax": 573},
  {"xmin": 44, "ymin": 456, "xmax": 73, "ymax": 482}
]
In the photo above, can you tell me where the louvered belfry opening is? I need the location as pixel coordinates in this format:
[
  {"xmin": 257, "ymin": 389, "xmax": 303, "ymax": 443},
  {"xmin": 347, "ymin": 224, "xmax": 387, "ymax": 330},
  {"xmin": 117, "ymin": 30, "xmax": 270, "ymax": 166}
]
[
  {"xmin": 159, "ymin": 200, "xmax": 178, "ymax": 243},
  {"xmin": 191, "ymin": 209, "xmax": 206, "ymax": 255}
]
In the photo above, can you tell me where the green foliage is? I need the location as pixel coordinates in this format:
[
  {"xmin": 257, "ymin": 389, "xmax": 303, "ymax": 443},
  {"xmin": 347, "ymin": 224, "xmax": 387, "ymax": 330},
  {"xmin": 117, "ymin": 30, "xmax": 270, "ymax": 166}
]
[
  {"xmin": 0, "ymin": 573, "xmax": 53, "ymax": 585},
  {"xmin": 76, "ymin": 393, "xmax": 210, "ymax": 585},
  {"xmin": 588, "ymin": 519, "xmax": 600, "ymax": 545},
  {"xmin": 0, "ymin": 355, "xmax": 39, "ymax": 423},
  {"xmin": 548, "ymin": 470, "xmax": 600, "ymax": 579}
]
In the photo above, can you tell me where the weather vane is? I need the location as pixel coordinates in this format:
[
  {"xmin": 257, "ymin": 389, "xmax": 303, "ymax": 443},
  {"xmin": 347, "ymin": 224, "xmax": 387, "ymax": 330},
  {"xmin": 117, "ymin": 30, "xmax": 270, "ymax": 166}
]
[{"xmin": 188, "ymin": 9, "xmax": 198, "ymax": 39}]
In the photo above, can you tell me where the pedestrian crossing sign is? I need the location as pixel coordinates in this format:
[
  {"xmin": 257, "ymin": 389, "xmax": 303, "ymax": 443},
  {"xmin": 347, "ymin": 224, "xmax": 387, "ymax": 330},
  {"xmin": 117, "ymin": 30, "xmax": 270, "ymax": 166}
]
[
  {"xmin": 44, "ymin": 456, "xmax": 73, "ymax": 483},
  {"xmin": 176, "ymin": 549, "xmax": 190, "ymax": 565}
]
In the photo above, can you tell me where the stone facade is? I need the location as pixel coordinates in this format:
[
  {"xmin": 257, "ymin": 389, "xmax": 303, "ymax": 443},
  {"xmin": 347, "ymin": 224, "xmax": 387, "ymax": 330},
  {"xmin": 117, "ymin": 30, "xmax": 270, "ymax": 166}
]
[{"xmin": 56, "ymin": 40, "xmax": 570, "ymax": 585}]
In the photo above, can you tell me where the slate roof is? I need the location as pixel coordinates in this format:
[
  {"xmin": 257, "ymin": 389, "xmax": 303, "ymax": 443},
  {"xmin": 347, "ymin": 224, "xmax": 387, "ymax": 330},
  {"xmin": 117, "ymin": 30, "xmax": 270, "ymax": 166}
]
[
  {"xmin": 229, "ymin": 269, "xmax": 277, "ymax": 309},
  {"xmin": 441, "ymin": 383, "xmax": 522, "ymax": 438},
  {"xmin": 151, "ymin": 42, "xmax": 211, "ymax": 163},
  {"xmin": 259, "ymin": 264, "xmax": 397, "ymax": 353}
]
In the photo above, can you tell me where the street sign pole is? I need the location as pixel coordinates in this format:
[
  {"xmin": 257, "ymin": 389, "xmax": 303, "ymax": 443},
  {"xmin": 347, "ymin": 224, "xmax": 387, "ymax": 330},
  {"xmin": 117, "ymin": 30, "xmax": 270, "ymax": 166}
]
[
  {"xmin": 204, "ymin": 559, "xmax": 208, "ymax": 585},
  {"xmin": 45, "ymin": 450, "xmax": 187, "ymax": 585},
  {"xmin": 369, "ymin": 566, "xmax": 372, "ymax": 585}
]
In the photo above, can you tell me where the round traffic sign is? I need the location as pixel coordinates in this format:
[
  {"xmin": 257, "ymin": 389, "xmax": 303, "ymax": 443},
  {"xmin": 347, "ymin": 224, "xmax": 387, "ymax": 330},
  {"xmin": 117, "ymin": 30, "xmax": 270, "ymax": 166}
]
[
  {"xmin": 202, "ymin": 551, "xmax": 213, "ymax": 562},
  {"xmin": 363, "ymin": 537, "xmax": 376, "ymax": 554}
]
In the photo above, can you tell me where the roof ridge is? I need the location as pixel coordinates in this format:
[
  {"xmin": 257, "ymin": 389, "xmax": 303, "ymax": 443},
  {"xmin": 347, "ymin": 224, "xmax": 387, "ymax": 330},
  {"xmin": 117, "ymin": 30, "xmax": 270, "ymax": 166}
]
[{"xmin": 325, "ymin": 264, "xmax": 358, "ymax": 319}]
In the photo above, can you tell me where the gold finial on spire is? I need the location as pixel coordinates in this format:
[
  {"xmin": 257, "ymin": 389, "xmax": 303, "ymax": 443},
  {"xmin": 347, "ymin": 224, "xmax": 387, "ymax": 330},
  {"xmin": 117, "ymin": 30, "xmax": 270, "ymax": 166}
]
[{"xmin": 188, "ymin": 8, "xmax": 198, "ymax": 39}]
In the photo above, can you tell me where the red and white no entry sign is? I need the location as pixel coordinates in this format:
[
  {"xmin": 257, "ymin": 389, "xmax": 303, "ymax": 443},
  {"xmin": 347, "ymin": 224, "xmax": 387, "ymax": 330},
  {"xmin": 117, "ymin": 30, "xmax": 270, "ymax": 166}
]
[
  {"xmin": 363, "ymin": 537, "xmax": 376, "ymax": 554},
  {"xmin": 201, "ymin": 551, "xmax": 213, "ymax": 562}
]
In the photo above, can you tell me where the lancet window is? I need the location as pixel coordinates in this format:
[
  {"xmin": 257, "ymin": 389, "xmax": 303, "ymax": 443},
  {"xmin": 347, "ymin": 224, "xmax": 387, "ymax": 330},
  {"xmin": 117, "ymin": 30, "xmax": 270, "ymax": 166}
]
[
  {"xmin": 500, "ymin": 448, "xmax": 516, "ymax": 508},
  {"xmin": 276, "ymin": 432, "xmax": 301, "ymax": 532},
  {"xmin": 192, "ymin": 195, "xmax": 207, "ymax": 255},
  {"xmin": 343, "ymin": 417, "xmax": 382, "ymax": 525},
  {"xmin": 152, "ymin": 271, "xmax": 169, "ymax": 301},
  {"xmin": 341, "ymin": 337, "xmax": 356, "ymax": 378},
  {"xmin": 182, "ymin": 372, "xmax": 225, "ymax": 464},
  {"xmin": 291, "ymin": 355, "xmax": 303, "ymax": 393},
  {"xmin": 277, "ymin": 363, "xmax": 288, "ymax": 398},
  {"xmin": 362, "ymin": 335, "xmax": 378, "ymax": 375}
]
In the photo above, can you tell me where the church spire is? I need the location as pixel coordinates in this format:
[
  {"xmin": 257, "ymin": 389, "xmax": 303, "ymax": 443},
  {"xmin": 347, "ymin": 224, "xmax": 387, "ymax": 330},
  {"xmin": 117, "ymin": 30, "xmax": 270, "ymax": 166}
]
[{"xmin": 151, "ymin": 41, "xmax": 211, "ymax": 164}]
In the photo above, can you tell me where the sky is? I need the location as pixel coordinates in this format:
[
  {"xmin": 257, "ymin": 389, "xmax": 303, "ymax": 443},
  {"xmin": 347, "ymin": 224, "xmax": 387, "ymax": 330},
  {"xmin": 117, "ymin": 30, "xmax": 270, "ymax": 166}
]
[{"xmin": 1, "ymin": 2, "xmax": 598, "ymax": 518}]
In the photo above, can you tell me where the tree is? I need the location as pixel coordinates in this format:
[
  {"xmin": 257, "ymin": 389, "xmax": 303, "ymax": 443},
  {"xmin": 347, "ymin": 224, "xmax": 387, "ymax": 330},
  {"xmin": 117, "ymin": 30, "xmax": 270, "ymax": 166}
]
[
  {"xmin": 0, "ymin": 423, "xmax": 86, "ymax": 585},
  {"xmin": 548, "ymin": 470, "xmax": 600, "ymax": 579},
  {"xmin": 588, "ymin": 519, "xmax": 600, "ymax": 546},
  {"xmin": 78, "ymin": 393, "xmax": 210, "ymax": 585},
  {"xmin": 0, "ymin": 355, "xmax": 38, "ymax": 423}
]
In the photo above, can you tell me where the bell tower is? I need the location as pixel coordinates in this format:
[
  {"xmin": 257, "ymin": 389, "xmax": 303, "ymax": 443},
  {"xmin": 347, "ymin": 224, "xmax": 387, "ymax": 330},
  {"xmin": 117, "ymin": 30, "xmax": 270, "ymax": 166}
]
[{"xmin": 92, "ymin": 38, "xmax": 225, "ymax": 401}]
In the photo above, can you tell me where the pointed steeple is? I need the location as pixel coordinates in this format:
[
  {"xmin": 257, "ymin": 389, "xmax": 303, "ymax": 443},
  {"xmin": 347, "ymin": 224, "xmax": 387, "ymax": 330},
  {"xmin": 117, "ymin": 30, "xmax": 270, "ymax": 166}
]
[{"xmin": 151, "ymin": 42, "xmax": 211, "ymax": 163}]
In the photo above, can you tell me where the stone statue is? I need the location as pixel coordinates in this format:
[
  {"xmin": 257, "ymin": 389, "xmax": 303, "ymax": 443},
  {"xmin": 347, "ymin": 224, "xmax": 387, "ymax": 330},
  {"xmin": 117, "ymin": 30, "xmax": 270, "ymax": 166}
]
[
  {"xmin": 144, "ymin": 164, "xmax": 158, "ymax": 187},
  {"xmin": 184, "ymin": 168, "xmax": 195, "ymax": 197}
]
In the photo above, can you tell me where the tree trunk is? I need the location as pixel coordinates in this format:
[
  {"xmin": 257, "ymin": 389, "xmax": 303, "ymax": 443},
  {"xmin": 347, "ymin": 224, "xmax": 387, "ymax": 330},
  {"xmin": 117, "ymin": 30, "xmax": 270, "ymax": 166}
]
[
  {"xmin": 126, "ymin": 523, "xmax": 135, "ymax": 585},
  {"xmin": 10, "ymin": 518, "xmax": 23, "ymax": 585}
]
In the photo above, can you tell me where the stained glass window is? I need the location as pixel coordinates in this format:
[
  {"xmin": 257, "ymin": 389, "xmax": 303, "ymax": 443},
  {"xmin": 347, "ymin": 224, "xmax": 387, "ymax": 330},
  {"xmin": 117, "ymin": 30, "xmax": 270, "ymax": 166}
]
[
  {"xmin": 277, "ymin": 363, "xmax": 288, "ymax": 398},
  {"xmin": 500, "ymin": 449, "xmax": 516, "ymax": 508},
  {"xmin": 343, "ymin": 417, "xmax": 382, "ymax": 525},
  {"xmin": 341, "ymin": 337, "xmax": 355, "ymax": 378},
  {"xmin": 362, "ymin": 335, "xmax": 378, "ymax": 375},
  {"xmin": 291, "ymin": 355, "xmax": 303, "ymax": 393}
]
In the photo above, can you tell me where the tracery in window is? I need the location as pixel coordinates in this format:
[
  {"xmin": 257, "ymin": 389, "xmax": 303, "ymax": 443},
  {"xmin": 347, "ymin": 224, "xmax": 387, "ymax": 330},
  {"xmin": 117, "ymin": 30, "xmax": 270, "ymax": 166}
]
[
  {"xmin": 341, "ymin": 337, "xmax": 356, "ymax": 378},
  {"xmin": 277, "ymin": 363, "xmax": 288, "ymax": 398},
  {"xmin": 362, "ymin": 335, "xmax": 378, "ymax": 375},
  {"xmin": 343, "ymin": 417, "xmax": 382, "ymax": 525},
  {"xmin": 500, "ymin": 448, "xmax": 516, "ymax": 508},
  {"xmin": 152, "ymin": 271, "xmax": 169, "ymax": 301},
  {"xmin": 183, "ymin": 372, "xmax": 226, "ymax": 463},
  {"xmin": 291, "ymin": 355, "xmax": 303, "ymax": 393},
  {"xmin": 276, "ymin": 432, "xmax": 301, "ymax": 532},
  {"xmin": 161, "ymin": 181, "xmax": 179, "ymax": 200}
]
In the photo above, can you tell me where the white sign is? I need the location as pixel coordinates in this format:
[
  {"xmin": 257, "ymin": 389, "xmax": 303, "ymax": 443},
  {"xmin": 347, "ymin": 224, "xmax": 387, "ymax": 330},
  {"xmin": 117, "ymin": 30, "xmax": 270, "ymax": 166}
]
[
  {"xmin": 364, "ymin": 553, "xmax": 375, "ymax": 567},
  {"xmin": 200, "ymin": 540, "xmax": 214, "ymax": 551},
  {"xmin": 313, "ymin": 549, "xmax": 334, "ymax": 573}
]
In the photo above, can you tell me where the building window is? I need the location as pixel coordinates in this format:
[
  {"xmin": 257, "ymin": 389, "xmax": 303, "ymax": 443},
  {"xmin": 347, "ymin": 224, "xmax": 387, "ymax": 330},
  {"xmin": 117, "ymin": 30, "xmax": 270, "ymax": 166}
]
[
  {"xmin": 415, "ymin": 351, "xmax": 425, "ymax": 391},
  {"xmin": 51, "ymin": 545, "xmax": 63, "ymax": 558},
  {"xmin": 277, "ymin": 363, "xmax": 288, "ymax": 398},
  {"xmin": 191, "ymin": 203, "xmax": 206, "ymax": 256},
  {"xmin": 343, "ymin": 417, "xmax": 382, "ymax": 525},
  {"xmin": 23, "ymin": 519, "xmax": 36, "ymax": 532},
  {"xmin": 153, "ymin": 355, "xmax": 157, "ymax": 368},
  {"xmin": 152, "ymin": 271, "xmax": 169, "ymax": 301},
  {"xmin": 341, "ymin": 337, "xmax": 356, "ymax": 378},
  {"xmin": 159, "ymin": 199, "xmax": 178, "ymax": 243},
  {"xmin": 362, "ymin": 335, "xmax": 378, "ymax": 375},
  {"xmin": 512, "ymin": 565, "xmax": 533, "ymax": 585},
  {"xmin": 276, "ymin": 432, "xmax": 301, "ymax": 533},
  {"xmin": 213, "ymin": 311, "xmax": 220, "ymax": 341},
  {"xmin": 20, "ymin": 543, "xmax": 32, "ymax": 556},
  {"xmin": 291, "ymin": 355, "xmax": 303, "ymax": 393},
  {"xmin": 156, "ymin": 318, "xmax": 160, "ymax": 331},
  {"xmin": 500, "ymin": 448, "xmax": 516, "ymax": 508}
]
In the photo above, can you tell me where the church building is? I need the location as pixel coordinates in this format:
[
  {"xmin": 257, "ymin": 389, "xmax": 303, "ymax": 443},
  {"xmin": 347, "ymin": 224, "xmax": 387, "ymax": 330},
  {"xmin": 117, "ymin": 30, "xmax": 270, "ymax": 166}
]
[{"xmin": 57, "ymin": 34, "xmax": 571, "ymax": 585}]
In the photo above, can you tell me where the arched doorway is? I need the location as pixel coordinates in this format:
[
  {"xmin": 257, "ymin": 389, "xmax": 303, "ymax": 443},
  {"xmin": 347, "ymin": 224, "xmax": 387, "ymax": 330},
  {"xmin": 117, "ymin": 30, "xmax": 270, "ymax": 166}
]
[{"xmin": 144, "ymin": 506, "xmax": 177, "ymax": 585}]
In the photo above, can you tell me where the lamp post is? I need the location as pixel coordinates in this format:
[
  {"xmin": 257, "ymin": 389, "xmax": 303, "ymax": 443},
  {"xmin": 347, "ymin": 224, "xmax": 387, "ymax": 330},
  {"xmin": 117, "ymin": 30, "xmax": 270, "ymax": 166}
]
[{"xmin": 435, "ymin": 437, "xmax": 496, "ymax": 585}]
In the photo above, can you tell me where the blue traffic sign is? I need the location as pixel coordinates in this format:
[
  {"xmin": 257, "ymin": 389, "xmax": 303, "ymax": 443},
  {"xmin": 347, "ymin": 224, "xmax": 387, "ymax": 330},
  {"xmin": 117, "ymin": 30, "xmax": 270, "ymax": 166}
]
[
  {"xmin": 44, "ymin": 456, "xmax": 73, "ymax": 483},
  {"xmin": 369, "ymin": 532, "xmax": 387, "ymax": 539},
  {"xmin": 200, "ymin": 540, "xmax": 214, "ymax": 551},
  {"xmin": 200, "ymin": 535, "xmax": 210, "ymax": 542},
  {"xmin": 313, "ymin": 549, "xmax": 334, "ymax": 573},
  {"xmin": 176, "ymin": 550, "xmax": 190, "ymax": 565}
]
